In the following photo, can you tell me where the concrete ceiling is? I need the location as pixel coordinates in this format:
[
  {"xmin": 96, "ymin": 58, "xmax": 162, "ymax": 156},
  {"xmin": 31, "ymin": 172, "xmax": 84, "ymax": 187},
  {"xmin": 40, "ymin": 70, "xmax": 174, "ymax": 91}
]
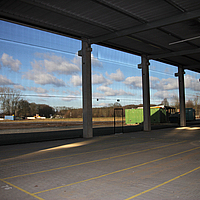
[{"xmin": 1, "ymin": 0, "xmax": 200, "ymax": 72}]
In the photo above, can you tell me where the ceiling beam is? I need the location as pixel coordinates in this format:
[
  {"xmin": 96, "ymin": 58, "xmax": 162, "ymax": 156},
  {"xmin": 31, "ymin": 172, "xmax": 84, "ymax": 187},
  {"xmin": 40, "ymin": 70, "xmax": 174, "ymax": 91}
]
[
  {"xmin": 183, "ymin": 64, "xmax": 200, "ymax": 70},
  {"xmin": 164, "ymin": 0, "xmax": 186, "ymax": 12},
  {"xmin": 0, "ymin": 13, "xmax": 87, "ymax": 40},
  {"xmin": 148, "ymin": 48, "xmax": 200, "ymax": 59},
  {"xmin": 20, "ymin": 0, "xmax": 115, "ymax": 32},
  {"xmin": 91, "ymin": 8, "xmax": 200, "ymax": 44},
  {"xmin": 92, "ymin": 0, "xmax": 146, "ymax": 23}
]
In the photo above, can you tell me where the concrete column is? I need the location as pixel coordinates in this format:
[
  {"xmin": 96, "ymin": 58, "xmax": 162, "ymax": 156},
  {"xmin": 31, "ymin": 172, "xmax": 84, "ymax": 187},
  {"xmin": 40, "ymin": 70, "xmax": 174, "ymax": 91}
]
[
  {"xmin": 138, "ymin": 55, "xmax": 151, "ymax": 131},
  {"xmin": 80, "ymin": 39, "xmax": 93, "ymax": 138},
  {"xmin": 177, "ymin": 66, "xmax": 186, "ymax": 126}
]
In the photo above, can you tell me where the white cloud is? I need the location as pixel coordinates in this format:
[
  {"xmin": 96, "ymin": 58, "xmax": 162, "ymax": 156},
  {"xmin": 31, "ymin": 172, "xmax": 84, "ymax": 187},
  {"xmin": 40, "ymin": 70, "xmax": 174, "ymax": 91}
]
[
  {"xmin": 50, "ymin": 88, "xmax": 59, "ymax": 93},
  {"xmin": 0, "ymin": 75, "xmax": 15, "ymax": 85},
  {"xmin": 37, "ymin": 93, "xmax": 51, "ymax": 98},
  {"xmin": 97, "ymin": 85, "xmax": 135, "ymax": 96},
  {"xmin": 124, "ymin": 76, "xmax": 142, "ymax": 88},
  {"xmin": 36, "ymin": 53, "xmax": 81, "ymax": 75},
  {"xmin": 36, "ymin": 52, "xmax": 102, "ymax": 75},
  {"xmin": 153, "ymin": 91, "xmax": 175, "ymax": 100},
  {"xmin": 25, "ymin": 71, "xmax": 66, "ymax": 87},
  {"xmin": 93, "ymin": 102, "xmax": 108, "ymax": 107},
  {"xmin": 23, "ymin": 60, "xmax": 66, "ymax": 87},
  {"xmin": 93, "ymin": 92, "xmax": 106, "ymax": 99},
  {"xmin": 72, "ymin": 55, "xmax": 81, "ymax": 67},
  {"xmin": 70, "ymin": 75, "xmax": 82, "ymax": 86},
  {"xmin": 27, "ymin": 87, "xmax": 48, "ymax": 94},
  {"xmin": 44, "ymin": 59, "xmax": 80, "ymax": 75},
  {"xmin": 65, "ymin": 89, "xmax": 81, "ymax": 96},
  {"xmin": 119, "ymin": 90, "xmax": 135, "ymax": 96},
  {"xmin": 157, "ymin": 78, "xmax": 178, "ymax": 90},
  {"xmin": 92, "ymin": 73, "xmax": 112, "ymax": 85},
  {"xmin": 185, "ymin": 74, "xmax": 200, "ymax": 91},
  {"xmin": 150, "ymin": 76, "xmax": 160, "ymax": 82},
  {"xmin": 91, "ymin": 54, "xmax": 103, "ymax": 68},
  {"xmin": 153, "ymin": 91, "xmax": 165, "ymax": 99},
  {"xmin": 62, "ymin": 95, "xmax": 77, "ymax": 101},
  {"xmin": 92, "ymin": 74, "xmax": 105, "ymax": 84},
  {"xmin": 106, "ymin": 69, "xmax": 125, "ymax": 82},
  {"xmin": 72, "ymin": 53, "xmax": 103, "ymax": 68},
  {"xmin": 23, "ymin": 53, "xmax": 103, "ymax": 88},
  {"xmin": 14, "ymin": 85, "xmax": 26, "ymax": 91},
  {"xmin": 97, "ymin": 85, "xmax": 117, "ymax": 96},
  {"xmin": 68, "ymin": 72, "xmax": 113, "ymax": 88},
  {"xmin": 149, "ymin": 76, "xmax": 160, "ymax": 89},
  {"xmin": 1, "ymin": 53, "xmax": 21, "ymax": 72},
  {"xmin": 124, "ymin": 76, "xmax": 178, "ymax": 91},
  {"xmin": 98, "ymin": 102, "xmax": 108, "ymax": 107}
]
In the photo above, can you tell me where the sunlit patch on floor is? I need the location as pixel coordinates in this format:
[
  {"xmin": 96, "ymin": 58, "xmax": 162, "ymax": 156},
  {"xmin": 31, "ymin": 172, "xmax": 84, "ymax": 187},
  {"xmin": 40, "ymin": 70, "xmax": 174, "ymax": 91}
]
[{"xmin": 176, "ymin": 127, "xmax": 200, "ymax": 130}]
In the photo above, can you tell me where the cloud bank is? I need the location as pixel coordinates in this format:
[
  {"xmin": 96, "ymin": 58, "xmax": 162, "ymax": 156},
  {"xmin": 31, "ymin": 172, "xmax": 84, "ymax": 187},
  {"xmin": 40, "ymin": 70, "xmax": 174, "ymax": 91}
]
[
  {"xmin": 1, "ymin": 53, "xmax": 21, "ymax": 72},
  {"xmin": 0, "ymin": 75, "xmax": 15, "ymax": 85},
  {"xmin": 106, "ymin": 69, "xmax": 125, "ymax": 82},
  {"xmin": 23, "ymin": 60, "xmax": 66, "ymax": 87}
]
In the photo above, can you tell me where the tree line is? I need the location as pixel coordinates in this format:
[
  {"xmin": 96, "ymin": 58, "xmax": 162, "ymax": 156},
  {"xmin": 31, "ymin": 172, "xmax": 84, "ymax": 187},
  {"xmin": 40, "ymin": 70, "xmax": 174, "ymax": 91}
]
[
  {"xmin": 1, "ymin": 87, "xmax": 199, "ymax": 119},
  {"xmin": 0, "ymin": 87, "xmax": 55, "ymax": 118}
]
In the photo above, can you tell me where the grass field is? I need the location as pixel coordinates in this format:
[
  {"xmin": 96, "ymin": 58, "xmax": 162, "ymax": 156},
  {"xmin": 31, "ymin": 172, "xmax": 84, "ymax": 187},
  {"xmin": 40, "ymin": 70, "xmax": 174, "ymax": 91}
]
[
  {"xmin": 0, "ymin": 117, "xmax": 124, "ymax": 123},
  {"xmin": 0, "ymin": 117, "xmax": 125, "ymax": 130}
]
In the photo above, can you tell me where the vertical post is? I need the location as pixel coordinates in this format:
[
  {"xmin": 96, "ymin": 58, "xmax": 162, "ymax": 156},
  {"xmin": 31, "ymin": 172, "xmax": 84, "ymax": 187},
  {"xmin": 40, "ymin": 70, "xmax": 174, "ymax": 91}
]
[
  {"xmin": 81, "ymin": 39, "xmax": 93, "ymax": 138},
  {"xmin": 138, "ymin": 55, "xmax": 151, "ymax": 131},
  {"xmin": 114, "ymin": 109, "xmax": 116, "ymax": 134},
  {"xmin": 178, "ymin": 66, "xmax": 186, "ymax": 126},
  {"xmin": 114, "ymin": 108, "xmax": 123, "ymax": 134}
]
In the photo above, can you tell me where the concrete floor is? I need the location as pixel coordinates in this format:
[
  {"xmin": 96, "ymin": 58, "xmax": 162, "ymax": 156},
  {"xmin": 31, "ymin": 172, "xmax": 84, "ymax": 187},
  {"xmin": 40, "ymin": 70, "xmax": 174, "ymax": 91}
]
[{"xmin": 0, "ymin": 125, "xmax": 200, "ymax": 200}]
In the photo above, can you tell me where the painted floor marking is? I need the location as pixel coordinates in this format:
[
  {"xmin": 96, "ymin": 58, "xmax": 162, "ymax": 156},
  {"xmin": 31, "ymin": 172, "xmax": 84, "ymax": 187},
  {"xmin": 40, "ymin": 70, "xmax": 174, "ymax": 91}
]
[
  {"xmin": 3, "ymin": 140, "xmax": 185, "ymax": 180},
  {"xmin": 0, "ymin": 178, "xmax": 44, "ymax": 200},
  {"xmin": 33, "ymin": 146, "xmax": 200, "ymax": 195},
  {"xmin": 124, "ymin": 165, "xmax": 200, "ymax": 200}
]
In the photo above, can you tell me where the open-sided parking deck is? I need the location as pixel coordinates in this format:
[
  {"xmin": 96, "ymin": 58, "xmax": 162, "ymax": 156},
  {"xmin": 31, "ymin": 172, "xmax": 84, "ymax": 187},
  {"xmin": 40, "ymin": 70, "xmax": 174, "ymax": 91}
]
[{"xmin": 1, "ymin": 125, "xmax": 200, "ymax": 200}]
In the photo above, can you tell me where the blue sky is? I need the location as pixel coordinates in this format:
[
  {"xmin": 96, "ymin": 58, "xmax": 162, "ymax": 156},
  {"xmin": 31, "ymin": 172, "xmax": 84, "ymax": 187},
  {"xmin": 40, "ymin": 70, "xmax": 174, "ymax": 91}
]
[{"xmin": 0, "ymin": 20, "xmax": 200, "ymax": 108}]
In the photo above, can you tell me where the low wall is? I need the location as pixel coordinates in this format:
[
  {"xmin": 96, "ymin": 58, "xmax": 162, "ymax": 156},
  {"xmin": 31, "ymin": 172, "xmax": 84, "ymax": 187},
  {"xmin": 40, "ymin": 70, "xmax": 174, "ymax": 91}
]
[{"xmin": 0, "ymin": 123, "xmax": 183, "ymax": 145}]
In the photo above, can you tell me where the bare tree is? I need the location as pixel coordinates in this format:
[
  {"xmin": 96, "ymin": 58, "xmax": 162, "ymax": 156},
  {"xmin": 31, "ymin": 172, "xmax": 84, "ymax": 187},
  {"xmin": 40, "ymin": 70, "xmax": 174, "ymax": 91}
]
[
  {"xmin": 186, "ymin": 99, "xmax": 194, "ymax": 108},
  {"xmin": 0, "ymin": 87, "xmax": 21, "ymax": 115},
  {"xmin": 172, "ymin": 95, "xmax": 179, "ymax": 111},
  {"xmin": 17, "ymin": 99, "xmax": 30, "ymax": 117},
  {"xmin": 161, "ymin": 98, "xmax": 169, "ymax": 106}
]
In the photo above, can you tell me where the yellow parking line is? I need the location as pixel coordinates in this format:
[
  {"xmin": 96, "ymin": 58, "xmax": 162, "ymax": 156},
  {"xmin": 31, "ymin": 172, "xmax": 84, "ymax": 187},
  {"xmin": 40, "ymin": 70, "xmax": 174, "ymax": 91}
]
[
  {"xmin": 1, "ymin": 139, "xmax": 160, "ymax": 167},
  {"xmin": 33, "ymin": 145, "xmax": 200, "ymax": 195},
  {"xmin": 124, "ymin": 166, "xmax": 200, "ymax": 200},
  {"xmin": 0, "ymin": 178, "xmax": 44, "ymax": 200},
  {"xmin": 3, "ymin": 141, "xmax": 185, "ymax": 180}
]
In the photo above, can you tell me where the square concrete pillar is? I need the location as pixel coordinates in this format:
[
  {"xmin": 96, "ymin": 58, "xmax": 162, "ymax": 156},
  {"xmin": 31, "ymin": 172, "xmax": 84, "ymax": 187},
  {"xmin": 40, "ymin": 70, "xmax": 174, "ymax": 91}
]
[
  {"xmin": 81, "ymin": 39, "xmax": 93, "ymax": 138},
  {"xmin": 138, "ymin": 55, "xmax": 151, "ymax": 131},
  {"xmin": 176, "ymin": 66, "xmax": 186, "ymax": 126}
]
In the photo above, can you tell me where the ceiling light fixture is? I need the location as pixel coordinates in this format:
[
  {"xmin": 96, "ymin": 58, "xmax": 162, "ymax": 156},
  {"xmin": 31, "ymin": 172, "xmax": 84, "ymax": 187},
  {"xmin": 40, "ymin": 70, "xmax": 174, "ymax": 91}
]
[{"xmin": 169, "ymin": 35, "xmax": 200, "ymax": 45}]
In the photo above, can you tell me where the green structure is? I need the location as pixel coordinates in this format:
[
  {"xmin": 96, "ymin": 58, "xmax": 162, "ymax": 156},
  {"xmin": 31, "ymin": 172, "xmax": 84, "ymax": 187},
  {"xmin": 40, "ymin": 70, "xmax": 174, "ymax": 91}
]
[
  {"xmin": 125, "ymin": 107, "xmax": 167, "ymax": 125},
  {"xmin": 185, "ymin": 108, "xmax": 195, "ymax": 121}
]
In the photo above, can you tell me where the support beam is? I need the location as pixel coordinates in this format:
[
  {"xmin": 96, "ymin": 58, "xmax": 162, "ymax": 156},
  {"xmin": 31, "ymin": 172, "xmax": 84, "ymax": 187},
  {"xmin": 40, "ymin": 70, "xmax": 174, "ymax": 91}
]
[
  {"xmin": 81, "ymin": 39, "xmax": 93, "ymax": 138},
  {"xmin": 148, "ymin": 47, "xmax": 200, "ymax": 60},
  {"xmin": 91, "ymin": 9, "xmax": 200, "ymax": 44},
  {"xmin": 184, "ymin": 65, "xmax": 200, "ymax": 73},
  {"xmin": 21, "ymin": 0, "xmax": 114, "ymax": 32},
  {"xmin": 175, "ymin": 67, "xmax": 186, "ymax": 126},
  {"xmin": 138, "ymin": 56, "xmax": 151, "ymax": 131},
  {"xmin": 92, "ymin": 0, "xmax": 146, "ymax": 23}
]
